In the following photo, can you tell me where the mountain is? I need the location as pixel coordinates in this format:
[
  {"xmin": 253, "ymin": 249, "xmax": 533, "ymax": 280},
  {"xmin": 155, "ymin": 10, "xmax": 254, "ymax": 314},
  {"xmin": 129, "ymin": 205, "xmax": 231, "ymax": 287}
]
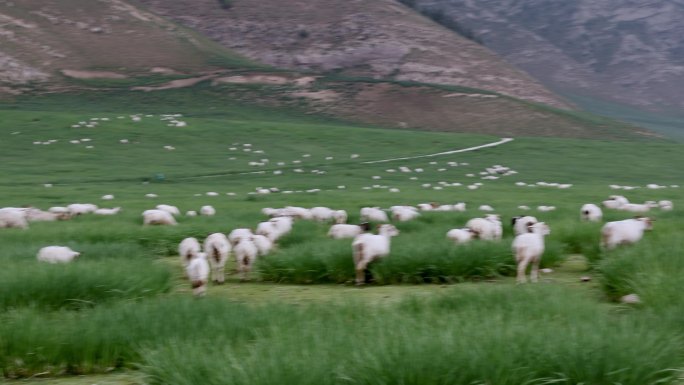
[{"xmin": 407, "ymin": 0, "xmax": 684, "ymax": 112}]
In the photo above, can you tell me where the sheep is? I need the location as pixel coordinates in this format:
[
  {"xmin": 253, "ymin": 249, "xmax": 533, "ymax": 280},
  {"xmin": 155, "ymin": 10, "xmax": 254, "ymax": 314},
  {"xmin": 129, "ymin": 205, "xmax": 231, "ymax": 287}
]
[
  {"xmin": 0, "ymin": 208, "xmax": 29, "ymax": 229},
  {"xmin": 24, "ymin": 208, "xmax": 60, "ymax": 222},
  {"xmin": 601, "ymin": 217, "xmax": 653, "ymax": 250},
  {"xmin": 332, "ymin": 210, "xmax": 348, "ymax": 224},
  {"xmin": 659, "ymin": 200, "xmax": 673, "ymax": 211},
  {"xmin": 186, "ymin": 253, "xmax": 210, "ymax": 296},
  {"xmin": 252, "ymin": 234, "xmax": 273, "ymax": 256},
  {"xmin": 511, "ymin": 215, "xmax": 539, "ymax": 235},
  {"xmin": 417, "ymin": 203, "xmax": 437, "ymax": 211},
  {"xmin": 228, "ymin": 228, "xmax": 254, "ymax": 246},
  {"xmin": 352, "ymin": 224, "xmax": 400, "ymax": 285},
  {"xmin": 142, "ymin": 209, "xmax": 177, "ymax": 226},
  {"xmin": 580, "ymin": 204, "xmax": 602, "ymax": 222},
  {"xmin": 512, "ymin": 222, "xmax": 551, "ymax": 283},
  {"xmin": 156, "ymin": 204, "xmax": 180, "ymax": 216},
  {"xmin": 203, "ymin": 233, "xmax": 231, "ymax": 284},
  {"xmin": 465, "ymin": 214, "xmax": 502, "ymax": 241},
  {"xmin": 256, "ymin": 216, "xmax": 294, "ymax": 242},
  {"xmin": 479, "ymin": 205, "xmax": 494, "ymax": 212},
  {"xmin": 537, "ymin": 205, "xmax": 556, "ymax": 212},
  {"xmin": 68, "ymin": 203, "xmax": 98, "ymax": 215},
  {"xmin": 37, "ymin": 246, "xmax": 80, "ymax": 263},
  {"xmin": 310, "ymin": 207, "xmax": 335, "ymax": 222},
  {"xmin": 446, "ymin": 228, "xmax": 474, "ymax": 244},
  {"xmin": 179, "ymin": 237, "xmax": 201, "ymax": 268},
  {"xmin": 186, "ymin": 210, "xmax": 198, "ymax": 217},
  {"xmin": 233, "ymin": 236, "xmax": 259, "ymax": 281},
  {"xmin": 603, "ymin": 195, "xmax": 629, "ymax": 209},
  {"xmin": 452, "ymin": 202, "xmax": 467, "ymax": 212},
  {"xmin": 101, "ymin": 194, "xmax": 114, "ymax": 200},
  {"xmin": 282, "ymin": 206, "xmax": 312, "ymax": 219},
  {"xmin": 261, "ymin": 207, "xmax": 284, "ymax": 217},
  {"xmin": 360, "ymin": 207, "xmax": 389, "ymax": 222},
  {"xmin": 200, "ymin": 205, "xmax": 216, "ymax": 216},
  {"xmin": 392, "ymin": 206, "xmax": 420, "ymax": 222},
  {"xmin": 94, "ymin": 207, "xmax": 121, "ymax": 215},
  {"xmin": 620, "ymin": 203, "xmax": 650, "ymax": 213},
  {"xmin": 328, "ymin": 222, "xmax": 371, "ymax": 239},
  {"xmin": 48, "ymin": 206, "xmax": 70, "ymax": 215}
]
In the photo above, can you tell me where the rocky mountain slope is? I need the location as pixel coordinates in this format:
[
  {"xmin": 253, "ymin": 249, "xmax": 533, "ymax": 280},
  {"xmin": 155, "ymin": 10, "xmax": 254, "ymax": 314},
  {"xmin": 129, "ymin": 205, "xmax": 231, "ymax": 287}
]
[
  {"xmin": 135, "ymin": 0, "xmax": 570, "ymax": 109},
  {"xmin": 410, "ymin": 0, "xmax": 684, "ymax": 111}
]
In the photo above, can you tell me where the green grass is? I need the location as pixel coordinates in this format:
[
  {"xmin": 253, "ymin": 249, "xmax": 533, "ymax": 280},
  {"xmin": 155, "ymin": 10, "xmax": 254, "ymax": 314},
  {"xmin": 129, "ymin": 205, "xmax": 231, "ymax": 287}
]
[{"xmin": 1, "ymin": 88, "xmax": 684, "ymax": 383}]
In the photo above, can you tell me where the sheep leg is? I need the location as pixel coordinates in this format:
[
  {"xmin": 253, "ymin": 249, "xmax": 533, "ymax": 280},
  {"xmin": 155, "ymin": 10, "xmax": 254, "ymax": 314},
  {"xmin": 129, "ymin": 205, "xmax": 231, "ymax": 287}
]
[
  {"xmin": 216, "ymin": 264, "xmax": 225, "ymax": 284},
  {"xmin": 530, "ymin": 259, "xmax": 540, "ymax": 283},
  {"xmin": 516, "ymin": 256, "xmax": 529, "ymax": 284}
]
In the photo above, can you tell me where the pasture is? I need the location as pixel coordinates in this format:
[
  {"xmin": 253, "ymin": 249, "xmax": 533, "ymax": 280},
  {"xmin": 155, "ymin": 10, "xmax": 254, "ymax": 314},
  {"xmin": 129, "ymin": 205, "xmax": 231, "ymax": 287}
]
[{"xmin": 1, "ymin": 88, "xmax": 683, "ymax": 384}]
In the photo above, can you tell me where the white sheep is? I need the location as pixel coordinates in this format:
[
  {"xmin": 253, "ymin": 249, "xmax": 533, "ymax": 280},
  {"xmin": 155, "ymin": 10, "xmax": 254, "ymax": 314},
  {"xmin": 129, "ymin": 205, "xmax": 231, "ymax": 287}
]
[
  {"xmin": 446, "ymin": 228, "xmax": 474, "ymax": 244},
  {"xmin": 179, "ymin": 237, "xmax": 201, "ymax": 268},
  {"xmin": 25, "ymin": 208, "xmax": 60, "ymax": 222},
  {"xmin": 203, "ymin": 233, "xmax": 231, "ymax": 284},
  {"xmin": 620, "ymin": 203, "xmax": 650, "ymax": 213},
  {"xmin": 101, "ymin": 194, "xmax": 114, "ymax": 200},
  {"xmin": 233, "ymin": 236, "xmax": 259, "ymax": 281},
  {"xmin": 94, "ymin": 207, "xmax": 121, "ymax": 215},
  {"xmin": 479, "ymin": 205, "xmax": 494, "ymax": 212},
  {"xmin": 261, "ymin": 207, "xmax": 284, "ymax": 217},
  {"xmin": 228, "ymin": 228, "xmax": 254, "ymax": 246},
  {"xmin": 332, "ymin": 210, "xmax": 348, "ymax": 224},
  {"xmin": 186, "ymin": 210, "xmax": 198, "ymax": 217},
  {"xmin": 37, "ymin": 246, "xmax": 80, "ymax": 263},
  {"xmin": 392, "ymin": 206, "xmax": 420, "ymax": 222},
  {"xmin": 417, "ymin": 203, "xmax": 437, "ymax": 211},
  {"xmin": 465, "ymin": 214, "xmax": 502, "ymax": 241},
  {"xmin": 512, "ymin": 215, "xmax": 539, "ymax": 235},
  {"xmin": 360, "ymin": 207, "xmax": 389, "ymax": 222},
  {"xmin": 186, "ymin": 253, "xmax": 210, "ymax": 296},
  {"xmin": 142, "ymin": 209, "xmax": 177, "ymax": 226},
  {"xmin": 68, "ymin": 203, "xmax": 98, "ymax": 215},
  {"xmin": 512, "ymin": 222, "xmax": 551, "ymax": 283},
  {"xmin": 282, "ymin": 206, "xmax": 312, "ymax": 219},
  {"xmin": 252, "ymin": 234, "xmax": 273, "ymax": 256},
  {"xmin": 659, "ymin": 200, "xmax": 673, "ymax": 211},
  {"xmin": 310, "ymin": 207, "xmax": 334, "ymax": 222},
  {"xmin": 156, "ymin": 204, "xmax": 180, "ymax": 216},
  {"xmin": 0, "ymin": 208, "xmax": 29, "ymax": 229},
  {"xmin": 580, "ymin": 204, "xmax": 602, "ymax": 222},
  {"xmin": 200, "ymin": 205, "xmax": 216, "ymax": 216},
  {"xmin": 603, "ymin": 195, "xmax": 629, "ymax": 209},
  {"xmin": 601, "ymin": 217, "xmax": 653, "ymax": 250},
  {"xmin": 328, "ymin": 223, "xmax": 371, "ymax": 239},
  {"xmin": 352, "ymin": 224, "xmax": 400, "ymax": 285}
]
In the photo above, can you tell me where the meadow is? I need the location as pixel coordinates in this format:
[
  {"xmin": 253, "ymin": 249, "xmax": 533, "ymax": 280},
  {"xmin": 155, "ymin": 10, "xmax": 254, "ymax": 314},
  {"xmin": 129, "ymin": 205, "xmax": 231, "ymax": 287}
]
[{"xmin": 1, "ymin": 87, "xmax": 683, "ymax": 384}]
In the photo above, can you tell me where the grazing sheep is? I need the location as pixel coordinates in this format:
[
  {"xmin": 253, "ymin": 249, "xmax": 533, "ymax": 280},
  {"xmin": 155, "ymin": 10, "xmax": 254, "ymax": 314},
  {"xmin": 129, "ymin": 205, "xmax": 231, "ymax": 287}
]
[
  {"xmin": 186, "ymin": 210, "xmax": 198, "ymax": 217},
  {"xmin": 203, "ymin": 233, "xmax": 231, "ymax": 284},
  {"xmin": 25, "ymin": 208, "xmax": 60, "ymax": 222},
  {"xmin": 601, "ymin": 217, "xmax": 653, "ymax": 250},
  {"xmin": 142, "ymin": 209, "xmax": 177, "ymax": 226},
  {"xmin": 452, "ymin": 202, "xmax": 467, "ymax": 212},
  {"xmin": 179, "ymin": 237, "xmax": 201, "ymax": 268},
  {"xmin": 233, "ymin": 236, "xmax": 259, "ymax": 281},
  {"xmin": 332, "ymin": 210, "xmax": 348, "ymax": 224},
  {"xmin": 603, "ymin": 195, "xmax": 629, "ymax": 209},
  {"xmin": 94, "ymin": 207, "xmax": 121, "ymax": 215},
  {"xmin": 360, "ymin": 207, "xmax": 389, "ymax": 222},
  {"xmin": 156, "ymin": 204, "xmax": 180, "ymax": 216},
  {"xmin": 310, "ymin": 207, "xmax": 335, "ymax": 222},
  {"xmin": 417, "ymin": 203, "xmax": 437, "ymax": 211},
  {"xmin": 252, "ymin": 234, "xmax": 273, "ymax": 256},
  {"xmin": 512, "ymin": 222, "xmax": 551, "ymax": 283},
  {"xmin": 261, "ymin": 207, "xmax": 284, "ymax": 217},
  {"xmin": 537, "ymin": 205, "xmax": 556, "ymax": 212},
  {"xmin": 0, "ymin": 208, "xmax": 29, "ymax": 229},
  {"xmin": 67, "ymin": 203, "xmax": 98, "ymax": 215},
  {"xmin": 352, "ymin": 224, "xmax": 400, "ymax": 285},
  {"xmin": 479, "ymin": 205, "xmax": 494, "ymax": 212},
  {"xmin": 101, "ymin": 194, "xmax": 114, "ymax": 200},
  {"xmin": 282, "ymin": 206, "xmax": 312, "ymax": 219},
  {"xmin": 580, "ymin": 204, "xmax": 603, "ymax": 222},
  {"xmin": 620, "ymin": 203, "xmax": 650, "ymax": 214},
  {"xmin": 228, "ymin": 228, "xmax": 254, "ymax": 246},
  {"xmin": 186, "ymin": 253, "xmax": 210, "ymax": 296},
  {"xmin": 511, "ymin": 215, "xmax": 539, "ymax": 235},
  {"xmin": 659, "ymin": 200, "xmax": 673, "ymax": 211},
  {"xmin": 48, "ymin": 206, "xmax": 70, "ymax": 215},
  {"xmin": 466, "ymin": 214, "xmax": 502, "ymax": 241},
  {"xmin": 391, "ymin": 206, "xmax": 420, "ymax": 222},
  {"xmin": 446, "ymin": 228, "xmax": 474, "ymax": 244},
  {"xmin": 200, "ymin": 205, "xmax": 216, "ymax": 216},
  {"xmin": 328, "ymin": 222, "xmax": 371, "ymax": 239},
  {"xmin": 37, "ymin": 246, "xmax": 80, "ymax": 263}
]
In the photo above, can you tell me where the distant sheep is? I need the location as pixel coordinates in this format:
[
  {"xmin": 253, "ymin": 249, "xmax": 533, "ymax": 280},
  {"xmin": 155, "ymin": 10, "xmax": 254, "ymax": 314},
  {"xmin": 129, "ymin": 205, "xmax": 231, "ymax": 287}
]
[
  {"xmin": 580, "ymin": 204, "xmax": 602, "ymax": 222},
  {"xmin": 200, "ymin": 205, "xmax": 216, "ymax": 216},
  {"xmin": 466, "ymin": 214, "xmax": 502, "ymax": 241},
  {"xmin": 328, "ymin": 222, "xmax": 371, "ymax": 239},
  {"xmin": 659, "ymin": 200, "xmax": 673, "ymax": 211},
  {"xmin": 310, "ymin": 207, "xmax": 334, "ymax": 222},
  {"xmin": 512, "ymin": 222, "xmax": 551, "ymax": 283},
  {"xmin": 156, "ymin": 204, "xmax": 180, "ymax": 216},
  {"xmin": 391, "ymin": 206, "xmax": 420, "ymax": 222},
  {"xmin": 37, "ymin": 246, "xmax": 80, "ymax": 263},
  {"xmin": 228, "ymin": 228, "xmax": 254, "ymax": 246},
  {"xmin": 94, "ymin": 207, "xmax": 121, "ymax": 215},
  {"xmin": 601, "ymin": 217, "xmax": 653, "ymax": 250},
  {"xmin": 142, "ymin": 209, "xmax": 177, "ymax": 226},
  {"xmin": 332, "ymin": 210, "xmax": 348, "ymax": 224},
  {"xmin": 203, "ymin": 233, "xmax": 231, "ymax": 284},
  {"xmin": 68, "ymin": 203, "xmax": 98, "ymax": 215},
  {"xmin": 603, "ymin": 195, "xmax": 629, "ymax": 209},
  {"xmin": 360, "ymin": 207, "xmax": 389, "ymax": 222},
  {"xmin": 352, "ymin": 224, "xmax": 399, "ymax": 285},
  {"xmin": 25, "ymin": 208, "xmax": 60, "ymax": 222},
  {"xmin": 252, "ymin": 234, "xmax": 273, "ymax": 256},
  {"xmin": 446, "ymin": 228, "xmax": 474, "ymax": 244}
]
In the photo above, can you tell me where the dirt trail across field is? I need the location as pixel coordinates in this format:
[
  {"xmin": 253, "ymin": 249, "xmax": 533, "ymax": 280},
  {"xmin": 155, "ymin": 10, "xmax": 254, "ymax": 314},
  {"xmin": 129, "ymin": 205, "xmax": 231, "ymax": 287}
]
[{"xmin": 362, "ymin": 137, "xmax": 514, "ymax": 164}]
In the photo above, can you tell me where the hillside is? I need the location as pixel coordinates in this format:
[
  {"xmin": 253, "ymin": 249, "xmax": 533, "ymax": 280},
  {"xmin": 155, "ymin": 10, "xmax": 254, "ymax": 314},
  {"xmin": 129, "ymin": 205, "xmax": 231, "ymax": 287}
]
[
  {"xmin": 134, "ymin": 0, "xmax": 570, "ymax": 109},
  {"xmin": 408, "ymin": 0, "xmax": 684, "ymax": 112},
  {"xmin": 0, "ymin": 0, "xmax": 256, "ymax": 92}
]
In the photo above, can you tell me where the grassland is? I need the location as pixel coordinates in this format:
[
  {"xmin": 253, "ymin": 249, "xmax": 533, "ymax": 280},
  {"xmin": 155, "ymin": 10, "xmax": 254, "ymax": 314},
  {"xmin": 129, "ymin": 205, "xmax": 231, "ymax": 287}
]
[{"xmin": 1, "ymin": 87, "xmax": 684, "ymax": 384}]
